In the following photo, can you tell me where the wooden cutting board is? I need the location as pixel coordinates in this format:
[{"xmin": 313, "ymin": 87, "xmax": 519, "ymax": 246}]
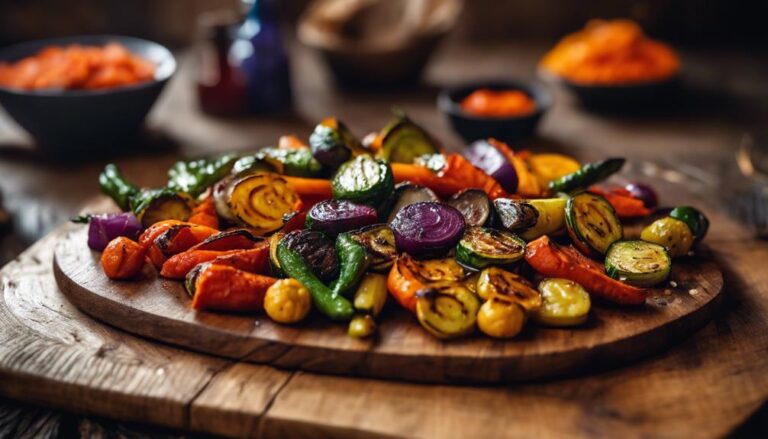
[
  {"xmin": 2, "ymin": 207, "xmax": 768, "ymax": 438},
  {"xmin": 53, "ymin": 225, "xmax": 723, "ymax": 383}
]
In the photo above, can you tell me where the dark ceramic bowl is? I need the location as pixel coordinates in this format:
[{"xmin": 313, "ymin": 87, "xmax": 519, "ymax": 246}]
[
  {"xmin": 540, "ymin": 69, "xmax": 680, "ymax": 110},
  {"xmin": 437, "ymin": 80, "xmax": 552, "ymax": 144},
  {"xmin": 0, "ymin": 35, "xmax": 176, "ymax": 154}
]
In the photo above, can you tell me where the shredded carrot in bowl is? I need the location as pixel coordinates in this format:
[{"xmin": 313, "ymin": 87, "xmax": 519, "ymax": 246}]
[
  {"xmin": 0, "ymin": 43, "xmax": 156, "ymax": 91},
  {"xmin": 459, "ymin": 88, "xmax": 536, "ymax": 117},
  {"xmin": 540, "ymin": 19, "xmax": 679, "ymax": 85}
]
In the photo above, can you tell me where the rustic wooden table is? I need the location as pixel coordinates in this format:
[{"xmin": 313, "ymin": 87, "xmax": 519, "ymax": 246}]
[{"xmin": 1, "ymin": 41, "xmax": 768, "ymax": 437}]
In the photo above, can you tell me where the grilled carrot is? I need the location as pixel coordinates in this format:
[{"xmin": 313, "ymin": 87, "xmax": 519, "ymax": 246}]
[
  {"xmin": 138, "ymin": 220, "xmax": 184, "ymax": 249},
  {"xmin": 392, "ymin": 154, "xmax": 508, "ymax": 199},
  {"xmin": 161, "ymin": 242, "xmax": 270, "ymax": 279},
  {"xmin": 188, "ymin": 196, "xmax": 219, "ymax": 229},
  {"xmin": 100, "ymin": 237, "xmax": 146, "ymax": 279},
  {"xmin": 161, "ymin": 249, "xmax": 241, "ymax": 279},
  {"xmin": 189, "ymin": 229, "xmax": 261, "ymax": 252},
  {"xmin": 146, "ymin": 244, "xmax": 168, "ymax": 269},
  {"xmin": 155, "ymin": 224, "xmax": 219, "ymax": 255},
  {"xmin": 210, "ymin": 243, "xmax": 270, "ymax": 273},
  {"xmin": 524, "ymin": 235, "xmax": 647, "ymax": 305},
  {"xmin": 282, "ymin": 176, "xmax": 333, "ymax": 200},
  {"xmin": 190, "ymin": 264, "xmax": 277, "ymax": 312}
]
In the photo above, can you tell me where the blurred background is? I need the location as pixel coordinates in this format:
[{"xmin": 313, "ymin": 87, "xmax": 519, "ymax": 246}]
[
  {"xmin": 1, "ymin": 0, "xmax": 766, "ymax": 46},
  {"xmin": 0, "ymin": 0, "xmax": 766, "ymax": 255}
]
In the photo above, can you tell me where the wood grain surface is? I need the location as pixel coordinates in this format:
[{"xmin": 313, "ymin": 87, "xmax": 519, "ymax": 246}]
[
  {"xmin": 0, "ymin": 199, "xmax": 764, "ymax": 438},
  {"xmin": 53, "ymin": 215, "xmax": 723, "ymax": 384}
]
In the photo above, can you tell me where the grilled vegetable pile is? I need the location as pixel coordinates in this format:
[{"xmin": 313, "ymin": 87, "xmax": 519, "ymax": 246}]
[{"xmin": 81, "ymin": 113, "xmax": 710, "ymax": 341}]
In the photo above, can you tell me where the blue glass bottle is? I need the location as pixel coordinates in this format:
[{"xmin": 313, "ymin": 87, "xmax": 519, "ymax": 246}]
[{"xmin": 233, "ymin": 0, "xmax": 292, "ymax": 113}]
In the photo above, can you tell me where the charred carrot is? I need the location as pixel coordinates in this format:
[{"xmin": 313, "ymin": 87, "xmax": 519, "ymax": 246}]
[
  {"xmin": 190, "ymin": 264, "xmax": 277, "ymax": 312},
  {"xmin": 138, "ymin": 220, "xmax": 184, "ymax": 249},
  {"xmin": 392, "ymin": 154, "xmax": 508, "ymax": 199},
  {"xmin": 146, "ymin": 244, "xmax": 168, "ymax": 269},
  {"xmin": 283, "ymin": 176, "xmax": 333, "ymax": 201},
  {"xmin": 391, "ymin": 162, "xmax": 435, "ymax": 187},
  {"xmin": 161, "ymin": 242, "xmax": 270, "ymax": 279},
  {"xmin": 160, "ymin": 249, "xmax": 242, "ymax": 279},
  {"xmin": 100, "ymin": 237, "xmax": 146, "ymax": 279},
  {"xmin": 155, "ymin": 223, "xmax": 219, "ymax": 255},
  {"xmin": 524, "ymin": 236, "xmax": 647, "ymax": 305},
  {"xmin": 188, "ymin": 196, "xmax": 219, "ymax": 229},
  {"xmin": 189, "ymin": 229, "xmax": 261, "ymax": 252},
  {"xmin": 210, "ymin": 242, "xmax": 270, "ymax": 274}
]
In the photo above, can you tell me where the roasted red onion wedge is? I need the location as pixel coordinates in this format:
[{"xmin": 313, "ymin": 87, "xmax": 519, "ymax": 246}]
[
  {"xmin": 463, "ymin": 139, "xmax": 518, "ymax": 193},
  {"xmin": 305, "ymin": 199, "xmax": 379, "ymax": 236},
  {"xmin": 390, "ymin": 202, "xmax": 465, "ymax": 258}
]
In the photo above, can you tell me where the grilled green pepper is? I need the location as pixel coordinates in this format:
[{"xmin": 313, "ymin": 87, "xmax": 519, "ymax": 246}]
[
  {"xmin": 167, "ymin": 154, "xmax": 238, "ymax": 197},
  {"xmin": 549, "ymin": 158, "xmax": 625, "ymax": 194},
  {"xmin": 276, "ymin": 242, "xmax": 354, "ymax": 321},
  {"xmin": 231, "ymin": 154, "xmax": 282, "ymax": 177},
  {"xmin": 377, "ymin": 113, "xmax": 440, "ymax": 164},
  {"xmin": 329, "ymin": 233, "xmax": 370, "ymax": 296},
  {"xmin": 332, "ymin": 154, "xmax": 394, "ymax": 206},
  {"xmin": 100, "ymin": 164, "xmax": 194, "ymax": 227},
  {"xmin": 99, "ymin": 164, "xmax": 140, "ymax": 211},
  {"xmin": 255, "ymin": 147, "xmax": 324, "ymax": 178}
]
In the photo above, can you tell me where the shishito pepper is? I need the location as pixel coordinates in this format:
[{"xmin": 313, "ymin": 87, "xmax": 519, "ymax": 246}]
[
  {"xmin": 276, "ymin": 241, "xmax": 354, "ymax": 321},
  {"xmin": 329, "ymin": 233, "xmax": 369, "ymax": 296},
  {"xmin": 99, "ymin": 164, "xmax": 194, "ymax": 227},
  {"xmin": 167, "ymin": 154, "xmax": 238, "ymax": 197},
  {"xmin": 99, "ymin": 164, "xmax": 139, "ymax": 211}
]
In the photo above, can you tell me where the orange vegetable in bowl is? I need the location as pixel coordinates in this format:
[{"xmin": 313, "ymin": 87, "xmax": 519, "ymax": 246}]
[
  {"xmin": 460, "ymin": 88, "xmax": 536, "ymax": 117},
  {"xmin": 540, "ymin": 19, "xmax": 679, "ymax": 85},
  {"xmin": 0, "ymin": 43, "xmax": 156, "ymax": 91}
]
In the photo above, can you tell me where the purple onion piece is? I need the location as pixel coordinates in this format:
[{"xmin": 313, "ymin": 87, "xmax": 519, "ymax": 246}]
[
  {"xmin": 625, "ymin": 182, "xmax": 659, "ymax": 209},
  {"xmin": 87, "ymin": 213, "xmax": 142, "ymax": 251},
  {"xmin": 390, "ymin": 202, "xmax": 465, "ymax": 258},
  {"xmin": 306, "ymin": 199, "xmax": 379, "ymax": 236},
  {"xmin": 463, "ymin": 140, "xmax": 518, "ymax": 193}
]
